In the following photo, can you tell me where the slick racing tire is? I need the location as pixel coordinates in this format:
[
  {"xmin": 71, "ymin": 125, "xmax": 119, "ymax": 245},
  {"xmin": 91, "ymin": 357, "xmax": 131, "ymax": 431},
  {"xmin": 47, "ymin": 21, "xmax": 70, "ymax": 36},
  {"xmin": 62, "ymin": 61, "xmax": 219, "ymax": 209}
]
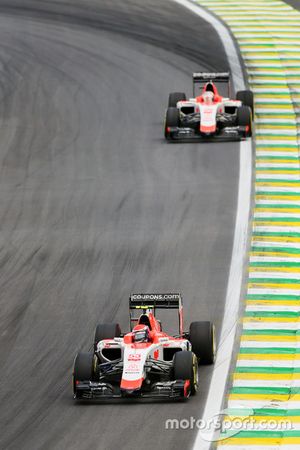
[
  {"xmin": 173, "ymin": 351, "xmax": 198, "ymax": 396},
  {"xmin": 94, "ymin": 323, "xmax": 121, "ymax": 351},
  {"xmin": 236, "ymin": 90, "xmax": 254, "ymax": 113},
  {"xmin": 236, "ymin": 106, "xmax": 252, "ymax": 138},
  {"xmin": 189, "ymin": 321, "xmax": 216, "ymax": 365},
  {"xmin": 164, "ymin": 107, "xmax": 180, "ymax": 140},
  {"xmin": 73, "ymin": 352, "xmax": 96, "ymax": 396},
  {"xmin": 168, "ymin": 92, "xmax": 186, "ymax": 107}
]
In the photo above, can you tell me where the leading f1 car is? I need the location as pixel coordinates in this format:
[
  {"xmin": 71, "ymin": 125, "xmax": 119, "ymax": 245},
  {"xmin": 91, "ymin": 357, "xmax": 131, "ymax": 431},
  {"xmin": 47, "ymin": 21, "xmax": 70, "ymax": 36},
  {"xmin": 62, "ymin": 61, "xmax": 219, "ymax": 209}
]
[
  {"xmin": 73, "ymin": 293, "xmax": 216, "ymax": 401},
  {"xmin": 164, "ymin": 72, "xmax": 253, "ymax": 141}
]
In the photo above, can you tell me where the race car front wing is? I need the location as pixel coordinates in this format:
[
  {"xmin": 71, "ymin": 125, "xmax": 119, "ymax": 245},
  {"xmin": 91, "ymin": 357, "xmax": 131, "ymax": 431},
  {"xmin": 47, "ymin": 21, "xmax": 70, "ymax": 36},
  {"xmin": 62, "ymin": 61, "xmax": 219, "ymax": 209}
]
[
  {"xmin": 167, "ymin": 125, "xmax": 249, "ymax": 141},
  {"xmin": 74, "ymin": 379, "xmax": 191, "ymax": 400}
]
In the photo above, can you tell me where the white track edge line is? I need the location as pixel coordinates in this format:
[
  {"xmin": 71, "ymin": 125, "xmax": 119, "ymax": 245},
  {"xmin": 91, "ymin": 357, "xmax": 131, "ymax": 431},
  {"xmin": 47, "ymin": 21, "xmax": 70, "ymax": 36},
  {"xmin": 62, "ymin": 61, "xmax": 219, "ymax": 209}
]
[{"xmin": 171, "ymin": 0, "xmax": 252, "ymax": 448}]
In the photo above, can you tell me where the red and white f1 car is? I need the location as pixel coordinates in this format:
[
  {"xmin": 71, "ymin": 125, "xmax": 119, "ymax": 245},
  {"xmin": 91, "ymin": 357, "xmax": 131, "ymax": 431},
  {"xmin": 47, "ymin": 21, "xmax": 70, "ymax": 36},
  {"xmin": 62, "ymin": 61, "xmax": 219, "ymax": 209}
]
[
  {"xmin": 73, "ymin": 293, "xmax": 216, "ymax": 401},
  {"xmin": 164, "ymin": 72, "xmax": 253, "ymax": 141}
]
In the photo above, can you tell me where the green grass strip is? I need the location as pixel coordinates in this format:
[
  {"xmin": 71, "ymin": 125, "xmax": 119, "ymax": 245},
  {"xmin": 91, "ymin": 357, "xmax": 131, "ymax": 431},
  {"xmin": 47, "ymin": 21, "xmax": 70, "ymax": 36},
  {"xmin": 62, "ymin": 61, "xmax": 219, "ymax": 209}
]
[
  {"xmin": 256, "ymin": 192, "xmax": 300, "ymax": 197},
  {"xmin": 246, "ymin": 293, "xmax": 300, "ymax": 299},
  {"xmin": 242, "ymin": 330, "xmax": 297, "ymax": 336},
  {"xmin": 255, "ymin": 180, "xmax": 300, "ymax": 184},
  {"xmin": 253, "ymin": 232, "xmax": 300, "ymax": 237},
  {"xmin": 231, "ymin": 387, "xmax": 290, "ymax": 394},
  {"xmin": 250, "ymin": 247, "xmax": 300, "ymax": 255},
  {"xmin": 256, "ymin": 144, "xmax": 298, "ymax": 147},
  {"xmin": 220, "ymin": 431, "xmax": 300, "ymax": 438},
  {"xmin": 249, "ymin": 262, "xmax": 300, "ymax": 268},
  {"xmin": 227, "ymin": 408, "xmax": 300, "ymax": 416},
  {"xmin": 239, "ymin": 348, "xmax": 297, "ymax": 354},
  {"xmin": 256, "ymin": 156, "xmax": 299, "ymax": 161},
  {"xmin": 234, "ymin": 367, "xmax": 297, "ymax": 374},
  {"xmin": 244, "ymin": 311, "xmax": 299, "ymax": 318},
  {"xmin": 249, "ymin": 278, "xmax": 300, "ymax": 284},
  {"xmin": 253, "ymin": 217, "xmax": 300, "ymax": 222},
  {"xmin": 256, "ymin": 168, "xmax": 300, "ymax": 172},
  {"xmin": 255, "ymin": 205, "xmax": 300, "ymax": 209}
]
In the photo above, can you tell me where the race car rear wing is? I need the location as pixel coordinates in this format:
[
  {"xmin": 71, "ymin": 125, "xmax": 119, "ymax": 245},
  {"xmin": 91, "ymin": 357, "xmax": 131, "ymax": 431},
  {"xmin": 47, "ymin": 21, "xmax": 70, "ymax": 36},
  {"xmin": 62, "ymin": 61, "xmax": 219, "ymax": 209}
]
[
  {"xmin": 129, "ymin": 293, "xmax": 182, "ymax": 309},
  {"xmin": 192, "ymin": 71, "xmax": 231, "ymax": 97},
  {"xmin": 129, "ymin": 293, "xmax": 184, "ymax": 336}
]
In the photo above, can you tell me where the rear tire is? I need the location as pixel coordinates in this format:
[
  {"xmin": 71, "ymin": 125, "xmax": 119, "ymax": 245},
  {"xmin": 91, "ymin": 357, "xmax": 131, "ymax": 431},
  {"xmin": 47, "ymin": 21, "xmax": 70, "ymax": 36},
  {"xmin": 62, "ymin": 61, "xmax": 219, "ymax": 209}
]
[
  {"xmin": 236, "ymin": 90, "xmax": 254, "ymax": 113},
  {"xmin": 164, "ymin": 107, "xmax": 180, "ymax": 140},
  {"xmin": 94, "ymin": 323, "xmax": 121, "ymax": 351},
  {"xmin": 236, "ymin": 106, "xmax": 252, "ymax": 137},
  {"xmin": 173, "ymin": 351, "xmax": 198, "ymax": 395},
  {"xmin": 73, "ymin": 352, "xmax": 95, "ymax": 396},
  {"xmin": 189, "ymin": 321, "xmax": 216, "ymax": 365},
  {"xmin": 168, "ymin": 92, "xmax": 186, "ymax": 107}
]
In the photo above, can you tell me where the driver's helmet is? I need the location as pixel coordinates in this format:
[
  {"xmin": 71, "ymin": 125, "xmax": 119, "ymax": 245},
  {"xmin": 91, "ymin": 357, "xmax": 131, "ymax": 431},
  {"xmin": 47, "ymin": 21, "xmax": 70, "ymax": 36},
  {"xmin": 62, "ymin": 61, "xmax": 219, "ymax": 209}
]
[
  {"xmin": 202, "ymin": 91, "xmax": 214, "ymax": 104},
  {"xmin": 132, "ymin": 325, "xmax": 150, "ymax": 343}
]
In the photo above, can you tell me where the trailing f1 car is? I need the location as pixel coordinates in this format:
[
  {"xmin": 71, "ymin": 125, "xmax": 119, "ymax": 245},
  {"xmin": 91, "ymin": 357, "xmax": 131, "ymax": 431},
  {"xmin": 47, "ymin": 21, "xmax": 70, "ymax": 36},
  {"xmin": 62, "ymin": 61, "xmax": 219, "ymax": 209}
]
[
  {"xmin": 164, "ymin": 72, "xmax": 253, "ymax": 141},
  {"xmin": 73, "ymin": 293, "xmax": 216, "ymax": 401}
]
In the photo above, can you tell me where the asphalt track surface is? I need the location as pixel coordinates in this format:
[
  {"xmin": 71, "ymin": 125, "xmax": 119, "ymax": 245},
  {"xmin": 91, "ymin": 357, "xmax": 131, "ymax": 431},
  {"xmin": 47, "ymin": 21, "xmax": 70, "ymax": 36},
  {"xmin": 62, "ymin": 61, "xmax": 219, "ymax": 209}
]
[
  {"xmin": 0, "ymin": 1, "xmax": 240, "ymax": 449},
  {"xmin": 284, "ymin": 0, "xmax": 300, "ymax": 10}
]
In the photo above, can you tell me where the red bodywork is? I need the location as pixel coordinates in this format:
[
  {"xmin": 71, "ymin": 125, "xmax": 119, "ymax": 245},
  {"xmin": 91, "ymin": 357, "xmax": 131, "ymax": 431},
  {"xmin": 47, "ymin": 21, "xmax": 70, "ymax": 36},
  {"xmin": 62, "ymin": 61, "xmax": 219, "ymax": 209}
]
[
  {"xmin": 120, "ymin": 312, "xmax": 186, "ymax": 391},
  {"xmin": 124, "ymin": 313, "xmax": 185, "ymax": 345}
]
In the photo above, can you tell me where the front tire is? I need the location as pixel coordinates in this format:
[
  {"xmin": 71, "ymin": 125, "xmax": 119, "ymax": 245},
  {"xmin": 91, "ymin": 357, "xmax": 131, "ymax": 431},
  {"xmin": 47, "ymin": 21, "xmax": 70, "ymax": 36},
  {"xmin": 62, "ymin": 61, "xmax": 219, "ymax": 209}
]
[
  {"xmin": 173, "ymin": 351, "xmax": 198, "ymax": 395},
  {"xmin": 236, "ymin": 106, "xmax": 252, "ymax": 137},
  {"xmin": 73, "ymin": 352, "xmax": 95, "ymax": 396},
  {"xmin": 164, "ymin": 107, "xmax": 180, "ymax": 140},
  {"xmin": 168, "ymin": 92, "xmax": 186, "ymax": 107},
  {"xmin": 189, "ymin": 321, "xmax": 216, "ymax": 365},
  {"xmin": 236, "ymin": 90, "xmax": 254, "ymax": 113},
  {"xmin": 94, "ymin": 323, "xmax": 121, "ymax": 351}
]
